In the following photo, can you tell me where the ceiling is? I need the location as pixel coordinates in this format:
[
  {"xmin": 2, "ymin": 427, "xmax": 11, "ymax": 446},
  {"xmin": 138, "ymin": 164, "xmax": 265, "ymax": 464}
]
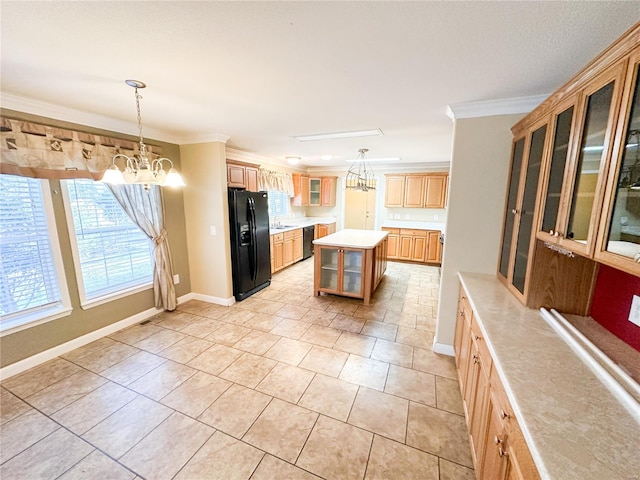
[{"xmin": 1, "ymin": 2, "xmax": 639, "ymax": 170}]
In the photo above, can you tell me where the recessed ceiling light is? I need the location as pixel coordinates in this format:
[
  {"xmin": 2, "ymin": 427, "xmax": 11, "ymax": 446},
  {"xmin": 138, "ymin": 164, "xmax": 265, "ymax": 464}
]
[
  {"xmin": 286, "ymin": 156, "xmax": 301, "ymax": 165},
  {"xmin": 293, "ymin": 129, "xmax": 383, "ymax": 142},
  {"xmin": 321, "ymin": 154, "xmax": 333, "ymax": 161},
  {"xmin": 344, "ymin": 157, "xmax": 400, "ymax": 163}
]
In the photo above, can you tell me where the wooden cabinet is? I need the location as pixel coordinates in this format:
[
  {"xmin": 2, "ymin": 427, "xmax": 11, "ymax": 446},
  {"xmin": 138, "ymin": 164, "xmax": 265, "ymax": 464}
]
[
  {"xmin": 283, "ymin": 229, "xmax": 302, "ymax": 267},
  {"xmin": 382, "ymin": 227, "xmax": 442, "ymax": 264},
  {"xmin": 291, "ymin": 174, "xmax": 336, "ymax": 207},
  {"xmin": 315, "ymin": 222, "xmax": 336, "ymax": 239},
  {"xmin": 291, "ymin": 173, "xmax": 310, "ymax": 207},
  {"xmin": 384, "ymin": 173, "xmax": 448, "ymax": 208},
  {"xmin": 309, "ymin": 178, "xmax": 321, "ymax": 206},
  {"xmin": 320, "ymin": 177, "xmax": 337, "ymax": 206},
  {"xmin": 454, "ymin": 287, "xmax": 540, "ymax": 480},
  {"xmin": 226, "ymin": 161, "xmax": 259, "ymax": 191},
  {"xmin": 271, "ymin": 233, "xmax": 284, "ymax": 273}
]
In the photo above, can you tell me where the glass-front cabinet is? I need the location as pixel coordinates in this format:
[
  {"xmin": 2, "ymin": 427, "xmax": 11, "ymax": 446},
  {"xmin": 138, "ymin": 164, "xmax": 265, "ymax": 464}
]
[
  {"xmin": 318, "ymin": 246, "xmax": 363, "ymax": 297},
  {"xmin": 309, "ymin": 178, "xmax": 321, "ymax": 206},
  {"xmin": 596, "ymin": 52, "xmax": 640, "ymax": 275}
]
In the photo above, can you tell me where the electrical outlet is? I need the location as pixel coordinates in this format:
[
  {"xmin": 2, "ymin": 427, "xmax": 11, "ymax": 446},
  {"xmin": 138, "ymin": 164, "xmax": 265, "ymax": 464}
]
[
  {"xmin": 173, "ymin": 274, "xmax": 180, "ymax": 285},
  {"xmin": 629, "ymin": 295, "xmax": 640, "ymax": 327}
]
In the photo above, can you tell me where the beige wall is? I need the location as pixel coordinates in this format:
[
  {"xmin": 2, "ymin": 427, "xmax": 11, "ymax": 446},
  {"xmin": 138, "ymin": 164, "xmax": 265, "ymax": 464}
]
[
  {"xmin": 180, "ymin": 142, "xmax": 233, "ymax": 302},
  {"xmin": 0, "ymin": 109, "xmax": 191, "ymax": 368},
  {"xmin": 434, "ymin": 113, "xmax": 524, "ymax": 351}
]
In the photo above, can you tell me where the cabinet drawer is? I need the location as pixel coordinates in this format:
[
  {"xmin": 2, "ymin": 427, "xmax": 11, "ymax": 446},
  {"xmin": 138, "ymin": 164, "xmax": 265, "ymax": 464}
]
[
  {"xmin": 490, "ymin": 366, "xmax": 514, "ymax": 426},
  {"xmin": 400, "ymin": 228, "xmax": 427, "ymax": 236},
  {"xmin": 272, "ymin": 233, "xmax": 284, "ymax": 243},
  {"xmin": 284, "ymin": 228, "xmax": 302, "ymax": 239},
  {"xmin": 382, "ymin": 227, "xmax": 400, "ymax": 234},
  {"xmin": 470, "ymin": 316, "xmax": 493, "ymax": 373}
]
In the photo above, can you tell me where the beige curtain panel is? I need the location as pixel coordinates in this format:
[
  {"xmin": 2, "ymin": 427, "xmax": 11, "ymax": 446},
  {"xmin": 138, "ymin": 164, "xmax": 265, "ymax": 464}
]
[
  {"xmin": 0, "ymin": 116, "xmax": 162, "ymax": 180},
  {"xmin": 258, "ymin": 167, "xmax": 295, "ymax": 196},
  {"xmin": 106, "ymin": 183, "xmax": 177, "ymax": 311}
]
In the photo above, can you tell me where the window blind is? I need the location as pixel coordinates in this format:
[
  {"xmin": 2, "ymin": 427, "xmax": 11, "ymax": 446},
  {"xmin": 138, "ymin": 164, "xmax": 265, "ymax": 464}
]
[{"xmin": 268, "ymin": 190, "xmax": 289, "ymax": 217}]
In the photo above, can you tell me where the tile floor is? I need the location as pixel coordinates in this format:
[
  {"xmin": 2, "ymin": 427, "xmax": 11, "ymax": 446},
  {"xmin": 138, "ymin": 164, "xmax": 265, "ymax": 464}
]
[{"xmin": 0, "ymin": 259, "xmax": 474, "ymax": 480}]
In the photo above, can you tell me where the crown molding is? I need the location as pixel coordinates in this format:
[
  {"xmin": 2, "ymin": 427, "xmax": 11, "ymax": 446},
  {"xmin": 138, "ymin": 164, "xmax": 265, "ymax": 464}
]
[
  {"xmin": 0, "ymin": 92, "xmax": 228, "ymax": 146},
  {"xmin": 446, "ymin": 94, "xmax": 549, "ymax": 120}
]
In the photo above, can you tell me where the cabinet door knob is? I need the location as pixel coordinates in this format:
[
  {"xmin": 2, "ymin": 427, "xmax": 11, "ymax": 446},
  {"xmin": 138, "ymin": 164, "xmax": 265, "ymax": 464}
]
[
  {"xmin": 494, "ymin": 435, "xmax": 502, "ymax": 445},
  {"xmin": 459, "ymin": 310, "xmax": 465, "ymax": 317},
  {"xmin": 473, "ymin": 355, "xmax": 479, "ymax": 364},
  {"xmin": 499, "ymin": 446, "xmax": 508, "ymax": 457},
  {"xmin": 500, "ymin": 410, "xmax": 511, "ymax": 420},
  {"xmin": 511, "ymin": 209, "xmax": 518, "ymax": 215},
  {"xmin": 474, "ymin": 335, "xmax": 481, "ymax": 341}
]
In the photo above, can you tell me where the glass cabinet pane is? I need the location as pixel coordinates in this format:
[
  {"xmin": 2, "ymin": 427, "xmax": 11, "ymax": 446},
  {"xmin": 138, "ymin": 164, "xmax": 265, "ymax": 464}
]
[
  {"xmin": 499, "ymin": 138, "xmax": 525, "ymax": 278},
  {"xmin": 513, "ymin": 125, "xmax": 547, "ymax": 293},
  {"xmin": 342, "ymin": 250, "xmax": 362, "ymax": 294},
  {"xmin": 606, "ymin": 64, "xmax": 640, "ymax": 259},
  {"xmin": 309, "ymin": 179, "xmax": 321, "ymax": 205},
  {"xmin": 320, "ymin": 248, "xmax": 338, "ymax": 290},
  {"xmin": 566, "ymin": 82, "xmax": 615, "ymax": 241},
  {"xmin": 541, "ymin": 106, "xmax": 574, "ymax": 233}
]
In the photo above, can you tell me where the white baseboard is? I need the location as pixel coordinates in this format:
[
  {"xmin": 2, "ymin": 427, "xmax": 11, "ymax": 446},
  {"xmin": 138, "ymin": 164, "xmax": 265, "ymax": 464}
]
[
  {"xmin": 190, "ymin": 292, "xmax": 235, "ymax": 307},
  {"xmin": 432, "ymin": 341, "xmax": 455, "ymax": 357}
]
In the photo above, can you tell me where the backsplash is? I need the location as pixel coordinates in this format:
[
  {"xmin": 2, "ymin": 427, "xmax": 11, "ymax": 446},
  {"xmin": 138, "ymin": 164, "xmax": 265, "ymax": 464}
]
[
  {"xmin": 384, "ymin": 207, "xmax": 446, "ymax": 223},
  {"xmin": 590, "ymin": 264, "xmax": 640, "ymax": 351}
]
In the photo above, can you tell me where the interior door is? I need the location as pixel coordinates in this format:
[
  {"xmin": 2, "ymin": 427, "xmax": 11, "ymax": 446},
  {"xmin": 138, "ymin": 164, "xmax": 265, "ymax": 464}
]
[{"xmin": 344, "ymin": 180, "xmax": 377, "ymax": 230}]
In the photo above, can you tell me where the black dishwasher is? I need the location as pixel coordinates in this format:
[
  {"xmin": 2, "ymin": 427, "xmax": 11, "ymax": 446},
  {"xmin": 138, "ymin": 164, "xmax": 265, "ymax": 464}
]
[{"xmin": 303, "ymin": 225, "xmax": 315, "ymax": 259}]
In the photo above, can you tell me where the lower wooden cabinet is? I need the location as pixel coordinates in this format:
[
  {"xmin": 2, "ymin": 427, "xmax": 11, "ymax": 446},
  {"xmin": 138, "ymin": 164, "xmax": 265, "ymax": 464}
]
[
  {"xmin": 271, "ymin": 233, "xmax": 284, "ymax": 273},
  {"xmin": 455, "ymin": 286, "xmax": 540, "ymax": 480},
  {"xmin": 271, "ymin": 228, "xmax": 305, "ymax": 273},
  {"xmin": 315, "ymin": 223, "xmax": 336, "ymax": 239},
  {"xmin": 382, "ymin": 227, "xmax": 442, "ymax": 264}
]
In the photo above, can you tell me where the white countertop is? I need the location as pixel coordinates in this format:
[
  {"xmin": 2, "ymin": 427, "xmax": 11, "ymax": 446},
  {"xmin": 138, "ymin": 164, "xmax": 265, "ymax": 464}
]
[
  {"xmin": 458, "ymin": 272, "xmax": 640, "ymax": 480},
  {"xmin": 313, "ymin": 229, "xmax": 388, "ymax": 249},
  {"xmin": 269, "ymin": 217, "xmax": 336, "ymax": 235},
  {"xmin": 380, "ymin": 220, "xmax": 446, "ymax": 233}
]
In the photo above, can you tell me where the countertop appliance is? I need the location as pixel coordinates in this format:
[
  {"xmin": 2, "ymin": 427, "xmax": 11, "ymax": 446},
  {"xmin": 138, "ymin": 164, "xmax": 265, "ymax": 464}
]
[
  {"xmin": 303, "ymin": 225, "xmax": 315, "ymax": 259},
  {"xmin": 228, "ymin": 189, "xmax": 271, "ymax": 301}
]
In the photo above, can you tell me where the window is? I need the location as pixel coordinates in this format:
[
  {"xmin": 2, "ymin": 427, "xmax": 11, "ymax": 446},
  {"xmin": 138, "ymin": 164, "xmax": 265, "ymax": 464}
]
[
  {"xmin": 0, "ymin": 174, "xmax": 70, "ymax": 333},
  {"xmin": 268, "ymin": 190, "xmax": 290, "ymax": 218},
  {"xmin": 63, "ymin": 180, "xmax": 153, "ymax": 307}
]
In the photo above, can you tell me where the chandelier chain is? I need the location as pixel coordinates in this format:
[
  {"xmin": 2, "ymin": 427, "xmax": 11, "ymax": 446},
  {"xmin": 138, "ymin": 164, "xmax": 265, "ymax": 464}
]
[{"xmin": 134, "ymin": 88, "xmax": 147, "ymax": 157}]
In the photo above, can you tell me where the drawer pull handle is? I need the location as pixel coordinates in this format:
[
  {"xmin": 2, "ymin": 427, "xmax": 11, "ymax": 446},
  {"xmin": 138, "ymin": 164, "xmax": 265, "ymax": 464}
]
[
  {"xmin": 500, "ymin": 410, "xmax": 511, "ymax": 420},
  {"xmin": 459, "ymin": 310, "xmax": 465, "ymax": 317},
  {"xmin": 473, "ymin": 355, "xmax": 479, "ymax": 365},
  {"xmin": 494, "ymin": 435, "xmax": 502, "ymax": 445},
  {"xmin": 499, "ymin": 446, "xmax": 508, "ymax": 457},
  {"xmin": 474, "ymin": 335, "xmax": 481, "ymax": 341}
]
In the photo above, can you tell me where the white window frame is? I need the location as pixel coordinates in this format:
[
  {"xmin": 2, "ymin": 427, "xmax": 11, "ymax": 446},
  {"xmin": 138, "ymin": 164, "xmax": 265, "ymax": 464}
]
[
  {"xmin": 0, "ymin": 177, "xmax": 71, "ymax": 336},
  {"xmin": 61, "ymin": 180, "xmax": 153, "ymax": 310}
]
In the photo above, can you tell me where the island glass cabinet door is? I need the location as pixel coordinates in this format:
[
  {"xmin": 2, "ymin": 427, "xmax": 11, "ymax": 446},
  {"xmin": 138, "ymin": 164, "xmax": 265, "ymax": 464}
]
[{"xmin": 318, "ymin": 246, "xmax": 364, "ymax": 297}]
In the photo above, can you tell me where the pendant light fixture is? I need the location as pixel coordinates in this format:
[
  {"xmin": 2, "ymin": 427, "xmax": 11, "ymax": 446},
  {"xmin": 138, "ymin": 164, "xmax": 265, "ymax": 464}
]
[
  {"xmin": 345, "ymin": 148, "xmax": 376, "ymax": 191},
  {"xmin": 101, "ymin": 80, "xmax": 185, "ymax": 189}
]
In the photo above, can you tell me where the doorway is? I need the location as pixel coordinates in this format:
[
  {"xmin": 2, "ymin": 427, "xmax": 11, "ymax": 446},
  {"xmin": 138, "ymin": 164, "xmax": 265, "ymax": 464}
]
[{"xmin": 343, "ymin": 180, "xmax": 377, "ymax": 230}]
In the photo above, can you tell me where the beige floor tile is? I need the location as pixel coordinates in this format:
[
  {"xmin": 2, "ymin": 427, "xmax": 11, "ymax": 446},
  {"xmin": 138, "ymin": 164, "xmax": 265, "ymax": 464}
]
[
  {"xmin": 61, "ymin": 337, "xmax": 118, "ymax": 362},
  {"xmin": 300, "ymin": 324, "xmax": 342, "ymax": 347},
  {"xmin": 120, "ymin": 411, "xmax": 214, "ymax": 480},
  {"xmin": 326, "ymin": 301, "xmax": 359, "ymax": 315},
  {"xmin": 300, "ymin": 308, "xmax": 336, "ymax": 326},
  {"xmin": 58, "ymin": 450, "xmax": 136, "ymax": 480},
  {"xmin": 256, "ymin": 298, "xmax": 286, "ymax": 314},
  {"xmin": 370, "ymin": 339, "xmax": 414, "ymax": 367},
  {"xmin": 384, "ymin": 364, "xmax": 436, "ymax": 406},
  {"xmin": 401, "ymin": 302, "xmax": 429, "ymax": 316},
  {"xmin": 365, "ymin": 435, "xmax": 439, "ymax": 480},
  {"xmin": 370, "ymin": 298, "xmax": 404, "ymax": 313},
  {"xmin": 297, "ymin": 415, "xmax": 373, "ymax": 480},
  {"xmin": 264, "ymin": 337, "xmax": 313, "ymax": 366},
  {"xmin": 256, "ymin": 362, "xmax": 315, "ymax": 403},
  {"xmin": 406, "ymin": 402, "xmax": 473, "ymax": 468},
  {"xmin": 438, "ymin": 458, "xmax": 476, "ymax": 480},
  {"xmin": 177, "ymin": 299, "xmax": 216, "ymax": 315},
  {"xmin": 187, "ymin": 344, "xmax": 244, "ymax": 375},
  {"xmin": 152, "ymin": 310, "xmax": 203, "ymax": 331},
  {"xmin": 0, "ymin": 428, "xmax": 93, "ymax": 480},
  {"xmin": 233, "ymin": 330, "xmax": 281, "ymax": 355},
  {"xmin": 0, "ymin": 408, "xmax": 59, "ymax": 463},
  {"xmin": 82, "ymin": 395, "xmax": 173, "ymax": 459},
  {"xmin": 298, "ymin": 374, "xmax": 358, "ymax": 421},
  {"xmin": 71, "ymin": 342, "xmax": 140, "ymax": 374},
  {"xmin": 0, "ymin": 387, "xmax": 33, "ymax": 425},
  {"xmin": 179, "ymin": 317, "xmax": 224, "ymax": 338},
  {"xmin": 52, "ymin": 381, "xmax": 137, "ymax": 435},
  {"xmin": 243, "ymin": 398, "xmax": 318, "ymax": 463},
  {"xmin": 339, "ymin": 355, "xmax": 389, "ymax": 391},
  {"xmin": 269, "ymin": 318, "xmax": 311, "ymax": 339},
  {"xmin": 436, "ymin": 375, "xmax": 465, "ymax": 415},
  {"xmin": 2, "ymin": 357, "xmax": 82, "ymax": 397},
  {"xmin": 133, "ymin": 328, "xmax": 187, "ymax": 353},
  {"xmin": 275, "ymin": 304, "xmax": 310, "ymax": 320},
  {"xmin": 219, "ymin": 352, "xmax": 277, "ymax": 388},
  {"xmin": 205, "ymin": 323, "xmax": 253, "ymax": 345},
  {"xmin": 101, "ymin": 351, "xmax": 166, "ymax": 386},
  {"xmin": 252, "ymin": 454, "xmax": 322, "ymax": 480},
  {"xmin": 128, "ymin": 361, "xmax": 196, "ymax": 400},
  {"xmin": 195, "ymin": 303, "xmax": 229, "ymax": 319},
  {"xmin": 161, "ymin": 371, "xmax": 232, "ymax": 417},
  {"xmin": 348, "ymin": 387, "xmax": 408, "ymax": 442},
  {"xmin": 353, "ymin": 305, "xmax": 387, "ymax": 321},
  {"xmin": 329, "ymin": 314, "xmax": 366, "ymax": 333},
  {"xmin": 334, "ymin": 331, "xmax": 377, "ymax": 356},
  {"xmin": 175, "ymin": 431, "xmax": 264, "ymax": 480},
  {"xmin": 198, "ymin": 384, "xmax": 272, "ymax": 437},
  {"xmin": 157, "ymin": 336, "xmax": 214, "ymax": 364},
  {"xmin": 383, "ymin": 310, "xmax": 418, "ymax": 328},
  {"xmin": 25, "ymin": 369, "xmax": 107, "ymax": 414},
  {"xmin": 361, "ymin": 320, "xmax": 398, "ymax": 341},
  {"xmin": 395, "ymin": 326, "xmax": 432, "ymax": 349},
  {"xmin": 109, "ymin": 324, "xmax": 164, "ymax": 346},
  {"xmin": 247, "ymin": 313, "xmax": 284, "ymax": 332},
  {"xmin": 220, "ymin": 309, "xmax": 257, "ymax": 325},
  {"xmin": 298, "ymin": 345, "xmax": 349, "ymax": 377},
  {"xmin": 299, "ymin": 296, "xmax": 332, "ymax": 311},
  {"xmin": 412, "ymin": 347, "xmax": 458, "ymax": 379}
]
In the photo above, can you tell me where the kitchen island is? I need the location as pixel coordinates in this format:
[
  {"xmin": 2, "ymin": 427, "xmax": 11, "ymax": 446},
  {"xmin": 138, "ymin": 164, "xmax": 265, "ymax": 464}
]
[{"xmin": 313, "ymin": 229, "xmax": 388, "ymax": 305}]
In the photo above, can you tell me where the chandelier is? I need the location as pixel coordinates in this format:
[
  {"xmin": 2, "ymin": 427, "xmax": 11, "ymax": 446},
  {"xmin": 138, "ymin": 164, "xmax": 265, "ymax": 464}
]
[
  {"xmin": 101, "ymin": 80, "xmax": 185, "ymax": 189},
  {"xmin": 345, "ymin": 148, "xmax": 376, "ymax": 191}
]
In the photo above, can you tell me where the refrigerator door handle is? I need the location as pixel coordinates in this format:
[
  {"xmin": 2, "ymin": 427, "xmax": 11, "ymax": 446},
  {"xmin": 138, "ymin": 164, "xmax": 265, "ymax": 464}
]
[{"xmin": 248, "ymin": 197, "xmax": 258, "ymax": 283}]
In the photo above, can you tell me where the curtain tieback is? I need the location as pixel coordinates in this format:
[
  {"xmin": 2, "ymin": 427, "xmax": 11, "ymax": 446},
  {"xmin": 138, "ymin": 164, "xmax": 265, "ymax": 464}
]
[{"xmin": 154, "ymin": 229, "xmax": 168, "ymax": 246}]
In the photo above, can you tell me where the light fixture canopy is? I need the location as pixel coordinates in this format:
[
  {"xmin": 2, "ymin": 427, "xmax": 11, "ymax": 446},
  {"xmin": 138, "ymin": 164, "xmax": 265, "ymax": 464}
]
[
  {"xmin": 101, "ymin": 80, "xmax": 185, "ymax": 189},
  {"xmin": 286, "ymin": 156, "xmax": 301, "ymax": 165},
  {"xmin": 293, "ymin": 129, "xmax": 383, "ymax": 142},
  {"xmin": 345, "ymin": 148, "xmax": 376, "ymax": 192}
]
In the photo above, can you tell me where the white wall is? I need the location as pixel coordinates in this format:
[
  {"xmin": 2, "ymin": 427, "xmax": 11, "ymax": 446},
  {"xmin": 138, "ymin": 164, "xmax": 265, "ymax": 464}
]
[{"xmin": 434, "ymin": 113, "xmax": 524, "ymax": 353}]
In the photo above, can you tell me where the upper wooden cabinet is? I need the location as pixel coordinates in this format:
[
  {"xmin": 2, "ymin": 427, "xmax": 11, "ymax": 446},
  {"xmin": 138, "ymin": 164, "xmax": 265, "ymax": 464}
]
[
  {"xmin": 227, "ymin": 160, "xmax": 259, "ymax": 191},
  {"xmin": 384, "ymin": 173, "xmax": 448, "ymax": 208},
  {"xmin": 291, "ymin": 174, "xmax": 336, "ymax": 207},
  {"xmin": 291, "ymin": 173, "xmax": 309, "ymax": 206},
  {"xmin": 320, "ymin": 177, "xmax": 337, "ymax": 206}
]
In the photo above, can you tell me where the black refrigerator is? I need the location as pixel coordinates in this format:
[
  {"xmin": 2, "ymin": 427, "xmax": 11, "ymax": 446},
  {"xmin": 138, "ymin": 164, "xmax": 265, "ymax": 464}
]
[{"xmin": 228, "ymin": 189, "xmax": 271, "ymax": 301}]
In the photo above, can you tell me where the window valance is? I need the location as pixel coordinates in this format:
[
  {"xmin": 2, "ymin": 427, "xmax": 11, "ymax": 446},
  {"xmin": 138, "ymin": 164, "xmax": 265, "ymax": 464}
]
[
  {"xmin": 258, "ymin": 167, "xmax": 295, "ymax": 196},
  {"xmin": 0, "ymin": 116, "xmax": 163, "ymax": 180}
]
